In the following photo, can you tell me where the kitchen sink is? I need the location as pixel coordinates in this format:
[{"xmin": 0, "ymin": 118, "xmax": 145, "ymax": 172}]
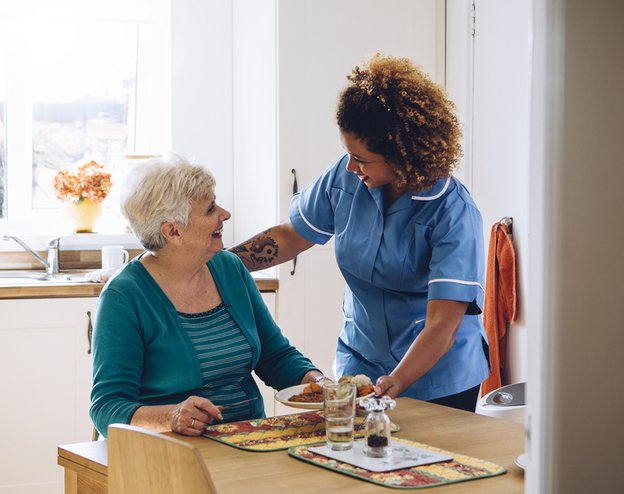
[{"xmin": 0, "ymin": 270, "xmax": 93, "ymax": 285}]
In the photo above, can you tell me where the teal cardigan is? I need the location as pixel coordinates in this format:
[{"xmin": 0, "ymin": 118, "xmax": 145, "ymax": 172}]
[{"xmin": 90, "ymin": 251, "xmax": 317, "ymax": 437}]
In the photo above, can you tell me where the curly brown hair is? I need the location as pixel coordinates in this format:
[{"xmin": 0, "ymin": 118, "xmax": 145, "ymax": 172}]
[{"xmin": 336, "ymin": 54, "xmax": 462, "ymax": 192}]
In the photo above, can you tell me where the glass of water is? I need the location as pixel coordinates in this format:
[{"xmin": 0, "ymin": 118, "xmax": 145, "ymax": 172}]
[{"xmin": 323, "ymin": 382, "xmax": 356, "ymax": 451}]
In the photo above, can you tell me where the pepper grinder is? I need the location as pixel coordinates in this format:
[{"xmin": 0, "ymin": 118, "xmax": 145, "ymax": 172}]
[{"xmin": 361, "ymin": 395, "xmax": 396, "ymax": 458}]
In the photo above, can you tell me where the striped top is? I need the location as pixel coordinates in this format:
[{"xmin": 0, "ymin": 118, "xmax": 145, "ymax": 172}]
[{"xmin": 178, "ymin": 303, "xmax": 254, "ymax": 423}]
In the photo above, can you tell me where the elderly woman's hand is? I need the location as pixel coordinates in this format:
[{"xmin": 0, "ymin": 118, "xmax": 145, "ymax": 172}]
[{"xmin": 169, "ymin": 396, "xmax": 223, "ymax": 436}]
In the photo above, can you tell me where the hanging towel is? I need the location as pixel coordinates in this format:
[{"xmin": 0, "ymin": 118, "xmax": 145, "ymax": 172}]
[{"xmin": 481, "ymin": 221, "xmax": 517, "ymax": 396}]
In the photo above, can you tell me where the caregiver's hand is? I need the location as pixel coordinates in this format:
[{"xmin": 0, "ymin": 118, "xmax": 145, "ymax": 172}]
[
  {"xmin": 169, "ymin": 396, "xmax": 223, "ymax": 436},
  {"xmin": 374, "ymin": 374, "xmax": 407, "ymax": 399}
]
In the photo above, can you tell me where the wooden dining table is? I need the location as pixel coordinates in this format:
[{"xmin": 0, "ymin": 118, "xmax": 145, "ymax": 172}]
[{"xmin": 57, "ymin": 397, "xmax": 524, "ymax": 493}]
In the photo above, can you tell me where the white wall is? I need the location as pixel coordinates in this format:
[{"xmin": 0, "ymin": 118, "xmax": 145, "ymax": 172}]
[
  {"xmin": 171, "ymin": 0, "xmax": 234, "ymax": 246},
  {"xmin": 232, "ymin": 0, "xmax": 278, "ymax": 243},
  {"xmin": 472, "ymin": 0, "xmax": 531, "ymax": 384}
]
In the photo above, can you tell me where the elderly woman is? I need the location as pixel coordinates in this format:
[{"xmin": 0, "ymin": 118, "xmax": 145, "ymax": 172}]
[{"xmin": 90, "ymin": 154, "xmax": 325, "ymax": 437}]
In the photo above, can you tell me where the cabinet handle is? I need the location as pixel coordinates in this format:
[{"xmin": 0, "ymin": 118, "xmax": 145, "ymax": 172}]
[
  {"xmin": 87, "ymin": 310, "xmax": 93, "ymax": 355},
  {"xmin": 290, "ymin": 256, "xmax": 297, "ymax": 276},
  {"xmin": 291, "ymin": 168, "xmax": 298, "ymax": 276},
  {"xmin": 291, "ymin": 169, "xmax": 298, "ymax": 195}
]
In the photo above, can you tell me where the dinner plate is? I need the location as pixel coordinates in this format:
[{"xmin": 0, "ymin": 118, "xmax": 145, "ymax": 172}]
[
  {"xmin": 275, "ymin": 384, "xmax": 323, "ymax": 409},
  {"xmin": 275, "ymin": 384, "xmax": 375, "ymax": 410}
]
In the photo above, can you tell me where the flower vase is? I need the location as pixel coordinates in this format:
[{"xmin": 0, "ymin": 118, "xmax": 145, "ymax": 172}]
[{"xmin": 65, "ymin": 198, "xmax": 102, "ymax": 233}]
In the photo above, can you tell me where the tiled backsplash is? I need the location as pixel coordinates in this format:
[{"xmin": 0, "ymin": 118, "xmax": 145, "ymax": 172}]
[
  {"xmin": 0, "ymin": 248, "xmax": 145, "ymax": 271},
  {"xmin": 0, "ymin": 233, "xmax": 143, "ymax": 270}
]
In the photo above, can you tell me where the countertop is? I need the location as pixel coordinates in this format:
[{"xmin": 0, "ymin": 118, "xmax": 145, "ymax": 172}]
[{"xmin": 0, "ymin": 276, "xmax": 278, "ymax": 300}]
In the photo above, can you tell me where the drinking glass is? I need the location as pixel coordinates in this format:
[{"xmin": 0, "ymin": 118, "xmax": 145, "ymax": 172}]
[{"xmin": 323, "ymin": 382, "xmax": 356, "ymax": 451}]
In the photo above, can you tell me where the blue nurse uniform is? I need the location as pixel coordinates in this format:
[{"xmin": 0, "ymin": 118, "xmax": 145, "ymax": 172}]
[{"xmin": 289, "ymin": 155, "xmax": 489, "ymax": 401}]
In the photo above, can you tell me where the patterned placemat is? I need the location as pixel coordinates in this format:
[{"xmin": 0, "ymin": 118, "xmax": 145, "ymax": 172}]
[
  {"xmin": 202, "ymin": 410, "xmax": 399, "ymax": 451},
  {"xmin": 288, "ymin": 437, "xmax": 507, "ymax": 489}
]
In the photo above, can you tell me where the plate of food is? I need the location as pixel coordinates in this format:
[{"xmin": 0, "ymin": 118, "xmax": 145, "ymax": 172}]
[{"xmin": 275, "ymin": 375, "xmax": 375, "ymax": 410}]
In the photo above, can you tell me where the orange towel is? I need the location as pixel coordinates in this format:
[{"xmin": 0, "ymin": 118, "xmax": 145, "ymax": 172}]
[{"xmin": 481, "ymin": 222, "xmax": 517, "ymax": 396}]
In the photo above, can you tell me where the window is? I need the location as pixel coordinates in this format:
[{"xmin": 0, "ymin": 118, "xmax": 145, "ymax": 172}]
[
  {"xmin": 30, "ymin": 22, "xmax": 139, "ymax": 209},
  {"xmin": 0, "ymin": 1, "xmax": 170, "ymax": 235}
]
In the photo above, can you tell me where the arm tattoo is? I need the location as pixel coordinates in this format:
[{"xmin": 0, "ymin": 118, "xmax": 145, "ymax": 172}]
[{"xmin": 230, "ymin": 232, "xmax": 280, "ymax": 269}]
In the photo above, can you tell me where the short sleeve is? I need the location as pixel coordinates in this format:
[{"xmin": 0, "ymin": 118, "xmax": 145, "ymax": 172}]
[
  {"xmin": 427, "ymin": 200, "xmax": 486, "ymax": 315},
  {"xmin": 289, "ymin": 157, "xmax": 347, "ymax": 245}
]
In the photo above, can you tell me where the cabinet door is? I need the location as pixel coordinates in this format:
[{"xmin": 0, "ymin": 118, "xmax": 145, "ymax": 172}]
[{"xmin": 0, "ymin": 298, "xmax": 97, "ymax": 494}]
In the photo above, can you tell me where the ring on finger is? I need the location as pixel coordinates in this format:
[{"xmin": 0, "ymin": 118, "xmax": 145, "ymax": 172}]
[{"xmin": 190, "ymin": 418, "xmax": 195, "ymax": 428}]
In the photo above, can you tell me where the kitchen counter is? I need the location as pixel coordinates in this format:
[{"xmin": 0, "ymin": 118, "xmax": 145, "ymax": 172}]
[
  {"xmin": 1, "ymin": 246, "xmax": 278, "ymax": 299},
  {"xmin": 0, "ymin": 276, "xmax": 278, "ymax": 299}
]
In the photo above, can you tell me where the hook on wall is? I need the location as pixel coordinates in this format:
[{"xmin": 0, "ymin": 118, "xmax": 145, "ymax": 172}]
[{"xmin": 500, "ymin": 216, "xmax": 513, "ymax": 237}]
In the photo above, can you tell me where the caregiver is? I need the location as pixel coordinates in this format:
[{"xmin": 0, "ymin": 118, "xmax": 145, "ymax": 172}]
[{"xmin": 230, "ymin": 53, "xmax": 489, "ymax": 412}]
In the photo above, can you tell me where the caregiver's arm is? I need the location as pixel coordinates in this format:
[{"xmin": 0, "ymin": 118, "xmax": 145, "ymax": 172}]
[
  {"xmin": 229, "ymin": 222, "xmax": 314, "ymax": 272},
  {"xmin": 374, "ymin": 299, "xmax": 468, "ymax": 398}
]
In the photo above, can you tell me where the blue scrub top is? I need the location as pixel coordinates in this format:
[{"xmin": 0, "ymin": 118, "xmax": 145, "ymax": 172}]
[{"xmin": 289, "ymin": 155, "xmax": 489, "ymax": 400}]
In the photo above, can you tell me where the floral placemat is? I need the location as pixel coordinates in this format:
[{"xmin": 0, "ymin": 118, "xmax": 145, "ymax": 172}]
[
  {"xmin": 288, "ymin": 437, "xmax": 507, "ymax": 489},
  {"xmin": 202, "ymin": 410, "xmax": 399, "ymax": 452}
]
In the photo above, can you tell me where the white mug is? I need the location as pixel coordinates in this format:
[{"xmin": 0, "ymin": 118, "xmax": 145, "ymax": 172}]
[{"xmin": 101, "ymin": 245, "xmax": 129, "ymax": 270}]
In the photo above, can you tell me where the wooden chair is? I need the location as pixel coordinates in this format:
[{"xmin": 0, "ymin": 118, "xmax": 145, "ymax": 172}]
[{"xmin": 108, "ymin": 424, "xmax": 217, "ymax": 494}]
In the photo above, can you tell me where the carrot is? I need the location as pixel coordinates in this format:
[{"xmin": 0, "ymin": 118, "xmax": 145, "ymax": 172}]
[{"xmin": 357, "ymin": 384, "xmax": 374, "ymax": 397}]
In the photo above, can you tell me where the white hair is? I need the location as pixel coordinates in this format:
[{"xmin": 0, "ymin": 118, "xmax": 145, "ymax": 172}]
[{"xmin": 118, "ymin": 153, "xmax": 216, "ymax": 251}]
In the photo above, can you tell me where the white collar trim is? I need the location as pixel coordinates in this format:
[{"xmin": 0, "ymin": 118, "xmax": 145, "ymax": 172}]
[{"xmin": 411, "ymin": 178, "xmax": 450, "ymax": 201}]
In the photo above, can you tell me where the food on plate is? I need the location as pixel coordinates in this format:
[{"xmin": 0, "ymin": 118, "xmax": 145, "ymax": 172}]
[
  {"xmin": 287, "ymin": 375, "xmax": 375, "ymax": 403},
  {"xmin": 289, "ymin": 382, "xmax": 323, "ymax": 402},
  {"xmin": 339, "ymin": 374, "xmax": 375, "ymax": 397}
]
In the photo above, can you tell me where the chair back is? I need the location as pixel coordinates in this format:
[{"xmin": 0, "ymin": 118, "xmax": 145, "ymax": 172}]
[{"xmin": 108, "ymin": 424, "xmax": 217, "ymax": 494}]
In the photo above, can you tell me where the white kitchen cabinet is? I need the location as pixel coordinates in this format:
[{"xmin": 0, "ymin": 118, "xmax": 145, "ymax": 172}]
[{"xmin": 0, "ymin": 297, "xmax": 97, "ymax": 494}]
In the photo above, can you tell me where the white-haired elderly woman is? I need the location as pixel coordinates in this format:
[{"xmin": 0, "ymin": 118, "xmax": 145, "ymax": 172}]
[{"xmin": 90, "ymin": 154, "xmax": 326, "ymax": 437}]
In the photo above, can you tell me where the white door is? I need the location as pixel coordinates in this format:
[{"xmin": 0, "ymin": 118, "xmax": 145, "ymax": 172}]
[{"xmin": 276, "ymin": 0, "xmax": 446, "ymax": 379}]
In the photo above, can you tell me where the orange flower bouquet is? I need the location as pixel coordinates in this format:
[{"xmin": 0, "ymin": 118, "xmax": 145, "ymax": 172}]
[
  {"xmin": 53, "ymin": 160, "xmax": 112, "ymax": 232},
  {"xmin": 53, "ymin": 160, "xmax": 112, "ymax": 204}
]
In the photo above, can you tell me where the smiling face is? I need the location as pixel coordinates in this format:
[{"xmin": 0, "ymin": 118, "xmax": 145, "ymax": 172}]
[
  {"xmin": 183, "ymin": 194, "xmax": 231, "ymax": 258},
  {"xmin": 340, "ymin": 131, "xmax": 397, "ymax": 190}
]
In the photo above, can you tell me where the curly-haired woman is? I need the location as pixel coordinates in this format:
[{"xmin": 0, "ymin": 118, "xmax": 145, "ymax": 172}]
[{"xmin": 230, "ymin": 54, "xmax": 489, "ymax": 412}]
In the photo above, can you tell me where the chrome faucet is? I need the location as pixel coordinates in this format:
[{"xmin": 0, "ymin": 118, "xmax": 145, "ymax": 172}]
[{"xmin": 3, "ymin": 235, "xmax": 62, "ymax": 275}]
